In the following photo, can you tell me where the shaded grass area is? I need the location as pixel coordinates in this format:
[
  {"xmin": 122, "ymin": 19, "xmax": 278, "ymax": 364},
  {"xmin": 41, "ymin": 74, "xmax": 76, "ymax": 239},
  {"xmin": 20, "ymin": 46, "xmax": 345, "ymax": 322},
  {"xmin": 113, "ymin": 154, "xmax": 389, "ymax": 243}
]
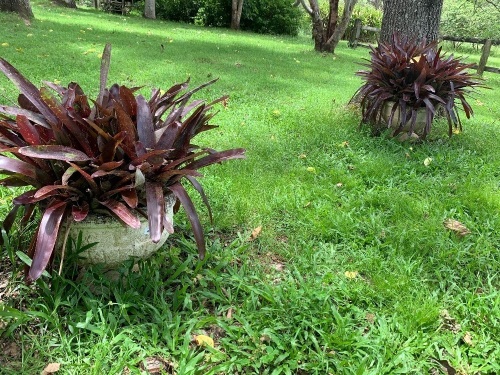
[{"xmin": 0, "ymin": 2, "xmax": 499, "ymax": 374}]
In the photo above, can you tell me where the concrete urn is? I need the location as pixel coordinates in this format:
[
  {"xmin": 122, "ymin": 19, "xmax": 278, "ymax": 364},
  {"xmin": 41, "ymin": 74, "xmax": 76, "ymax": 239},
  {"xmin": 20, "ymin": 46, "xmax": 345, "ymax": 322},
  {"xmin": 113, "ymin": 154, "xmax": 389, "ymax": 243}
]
[{"xmin": 58, "ymin": 194, "xmax": 176, "ymax": 267}]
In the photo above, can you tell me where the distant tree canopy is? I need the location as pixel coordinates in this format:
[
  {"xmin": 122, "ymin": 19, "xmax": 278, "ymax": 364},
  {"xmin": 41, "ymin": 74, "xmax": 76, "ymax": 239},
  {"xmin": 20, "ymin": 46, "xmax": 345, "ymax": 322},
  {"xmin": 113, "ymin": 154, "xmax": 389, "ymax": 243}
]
[
  {"xmin": 441, "ymin": 0, "xmax": 500, "ymax": 39},
  {"xmin": 0, "ymin": 0, "xmax": 34, "ymax": 19}
]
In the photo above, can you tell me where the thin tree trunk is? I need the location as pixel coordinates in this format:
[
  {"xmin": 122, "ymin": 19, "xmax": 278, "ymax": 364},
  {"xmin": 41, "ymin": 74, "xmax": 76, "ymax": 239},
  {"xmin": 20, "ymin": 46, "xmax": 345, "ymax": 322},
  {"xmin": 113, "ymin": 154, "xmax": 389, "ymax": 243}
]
[
  {"xmin": 0, "ymin": 0, "xmax": 34, "ymax": 19},
  {"xmin": 327, "ymin": 0, "xmax": 357, "ymax": 53},
  {"xmin": 326, "ymin": 0, "xmax": 339, "ymax": 39},
  {"xmin": 380, "ymin": 0, "xmax": 443, "ymax": 43},
  {"xmin": 144, "ymin": 0, "xmax": 155, "ymax": 19},
  {"xmin": 308, "ymin": 0, "xmax": 325, "ymax": 51},
  {"xmin": 295, "ymin": 0, "xmax": 358, "ymax": 53},
  {"xmin": 231, "ymin": 0, "xmax": 244, "ymax": 30}
]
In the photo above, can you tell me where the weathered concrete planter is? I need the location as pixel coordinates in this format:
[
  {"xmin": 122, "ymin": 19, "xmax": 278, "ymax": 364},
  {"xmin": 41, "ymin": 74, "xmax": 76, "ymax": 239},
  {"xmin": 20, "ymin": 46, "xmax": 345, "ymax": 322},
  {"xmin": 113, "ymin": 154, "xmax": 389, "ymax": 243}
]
[
  {"xmin": 381, "ymin": 102, "xmax": 428, "ymax": 140},
  {"xmin": 58, "ymin": 194, "xmax": 176, "ymax": 268}
]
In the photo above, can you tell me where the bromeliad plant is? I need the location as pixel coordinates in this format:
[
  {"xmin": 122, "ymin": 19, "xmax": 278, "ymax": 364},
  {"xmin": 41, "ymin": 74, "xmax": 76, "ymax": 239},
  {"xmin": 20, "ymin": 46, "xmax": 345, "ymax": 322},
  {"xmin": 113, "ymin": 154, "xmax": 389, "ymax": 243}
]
[
  {"xmin": 0, "ymin": 44, "xmax": 245, "ymax": 282},
  {"xmin": 353, "ymin": 34, "xmax": 482, "ymax": 138}
]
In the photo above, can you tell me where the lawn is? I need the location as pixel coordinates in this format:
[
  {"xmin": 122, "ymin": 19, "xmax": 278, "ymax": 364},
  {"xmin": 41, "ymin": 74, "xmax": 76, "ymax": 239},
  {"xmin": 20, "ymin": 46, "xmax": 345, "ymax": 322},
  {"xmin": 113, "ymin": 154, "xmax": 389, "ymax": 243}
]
[{"xmin": 0, "ymin": 2, "xmax": 499, "ymax": 374}]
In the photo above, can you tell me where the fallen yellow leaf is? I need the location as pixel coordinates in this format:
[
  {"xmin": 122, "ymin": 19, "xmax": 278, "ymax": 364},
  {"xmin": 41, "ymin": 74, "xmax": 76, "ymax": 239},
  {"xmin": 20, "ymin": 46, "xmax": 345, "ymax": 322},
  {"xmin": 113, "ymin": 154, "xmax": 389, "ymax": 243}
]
[
  {"xmin": 194, "ymin": 334, "xmax": 214, "ymax": 348},
  {"xmin": 344, "ymin": 271, "xmax": 358, "ymax": 279},
  {"xmin": 1, "ymin": 42, "xmax": 9, "ymax": 47},
  {"xmin": 423, "ymin": 157, "xmax": 433, "ymax": 166},
  {"xmin": 306, "ymin": 167, "xmax": 316, "ymax": 173}
]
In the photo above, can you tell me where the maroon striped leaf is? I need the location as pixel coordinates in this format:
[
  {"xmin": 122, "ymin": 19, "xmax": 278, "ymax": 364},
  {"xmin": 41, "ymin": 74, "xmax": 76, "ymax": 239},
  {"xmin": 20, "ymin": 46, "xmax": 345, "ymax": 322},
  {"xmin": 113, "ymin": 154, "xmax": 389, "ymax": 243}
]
[
  {"xmin": 184, "ymin": 148, "xmax": 246, "ymax": 171},
  {"xmin": 0, "ymin": 105, "xmax": 50, "ymax": 128},
  {"xmin": 68, "ymin": 162, "xmax": 99, "ymax": 194},
  {"xmin": 16, "ymin": 115, "xmax": 42, "ymax": 145},
  {"xmin": 185, "ymin": 175, "xmax": 213, "ymax": 224},
  {"xmin": 155, "ymin": 121, "xmax": 182, "ymax": 150},
  {"xmin": 34, "ymin": 185, "xmax": 83, "ymax": 199},
  {"xmin": 1, "ymin": 205, "xmax": 20, "ymax": 234},
  {"xmin": 136, "ymin": 95, "xmax": 155, "ymax": 149},
  {"xmin": 28, "ymin": 200, "xmax": 68, "ymax": 281},
  {"xmin": 145, "ymin": 181, "xmax": 165, "ymax": 243},
  {"xmin": 168, "ymin": 183, "xmax": 206, "ymax": 259},
  {"xmin": 0, "ymin": 58, "xmax": 59, "ymax": 126},
  {"xmin": 98, "ymin": 160, "xmax": 124, "ymax": 171},
  {"xmin": 99, "ymin": 199, "xmax": 140, "ymax": 229},
  {"xmin": 0, "ymin": 155, "xmax": 38, "ymax": 180},
  {"xmin": 113, "ymin": 101, "xmax": 136, "ymax": 156},
  {"xmin": 121, "ymin": 188, "xmax": 138, "ymax": 209},
  {"xmin": 72, "ymin": 201, "xmax": 89, "ymax": 222},
  {"xmin": 39, "ymin": 87, "xmax": 95, "ymax": 156},
  {"xmin": 18, "ymin": 145, "xmax": 91, "ymax": 161}
]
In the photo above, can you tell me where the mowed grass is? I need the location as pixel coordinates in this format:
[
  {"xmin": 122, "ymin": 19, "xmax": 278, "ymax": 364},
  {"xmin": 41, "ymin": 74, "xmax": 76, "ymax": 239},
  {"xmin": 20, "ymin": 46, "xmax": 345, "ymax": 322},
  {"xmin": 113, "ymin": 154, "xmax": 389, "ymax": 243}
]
[{"xmin": 0, "ymin": 2, "xmax": 499, "ymax": 374}]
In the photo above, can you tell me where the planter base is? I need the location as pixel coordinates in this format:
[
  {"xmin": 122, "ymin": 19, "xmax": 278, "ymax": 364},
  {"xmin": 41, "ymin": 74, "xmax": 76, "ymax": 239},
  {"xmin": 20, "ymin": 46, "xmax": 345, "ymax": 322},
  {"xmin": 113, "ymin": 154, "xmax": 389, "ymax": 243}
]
[{"xmin": 58, "ymin": 195, "xmax": 175, "ymax": 268}]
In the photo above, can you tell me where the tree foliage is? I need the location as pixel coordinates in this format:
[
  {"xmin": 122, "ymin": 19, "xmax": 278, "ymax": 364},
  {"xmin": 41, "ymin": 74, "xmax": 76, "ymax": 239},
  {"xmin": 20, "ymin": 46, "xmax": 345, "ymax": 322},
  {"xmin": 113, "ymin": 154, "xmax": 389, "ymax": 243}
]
[{"xmin": 441, "ymin": 0, "xmax": 500, "ymax": 39}]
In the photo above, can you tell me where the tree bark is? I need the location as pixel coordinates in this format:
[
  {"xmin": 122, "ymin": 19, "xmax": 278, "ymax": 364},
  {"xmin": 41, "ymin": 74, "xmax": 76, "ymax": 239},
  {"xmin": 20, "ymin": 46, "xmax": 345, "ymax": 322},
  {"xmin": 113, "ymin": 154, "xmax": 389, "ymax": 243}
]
[
  {"xmin": 53, "ymin": 0, "xmax": 77, "ymax": 8},
  {"xmin": 0, "ymin": 0, "xmax": 34, "ymax": 19},
  {"xmin": 295, "ymin": 0, "xmax": 357, "ymax": 53},
  {"xmin": 380, "ymin": 0, "xmax": 443, "ymax": 43},
  {"xmin": 231, "ymin": 0, "xmax": 244, "ymax": 30},
  {"xmin": 144, "ymin": 0, "xmax": 155, "ymax": 19}
]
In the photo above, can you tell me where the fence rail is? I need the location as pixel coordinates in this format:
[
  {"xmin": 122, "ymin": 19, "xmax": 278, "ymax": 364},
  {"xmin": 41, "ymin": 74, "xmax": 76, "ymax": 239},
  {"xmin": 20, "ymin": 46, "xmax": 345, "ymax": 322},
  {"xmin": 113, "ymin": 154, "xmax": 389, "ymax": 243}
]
[{"xmin": 348, "ymin": 19, "xmax": 499, "ymax": 76}]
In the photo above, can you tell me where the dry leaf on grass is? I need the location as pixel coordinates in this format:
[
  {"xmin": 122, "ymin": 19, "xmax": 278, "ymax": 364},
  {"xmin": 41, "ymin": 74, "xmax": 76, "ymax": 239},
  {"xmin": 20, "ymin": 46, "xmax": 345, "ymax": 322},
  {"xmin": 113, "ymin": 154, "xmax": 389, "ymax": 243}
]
[
  {"xmin": 142, "ymin": 357, "xmax": 170, "ymax": 374},
  {"xmin": 444, "ymin": 219, "xmax": 470, "ymax": 237},
  {"xmin": 365, "ymin": 313, "xmax": 375, "ymax": 324},
  {"xmin": 41, "ymin": 363, "xmax": 60, "ymax": 375},
  {"xmin": 463, "ymin": 331, "xmax": 474, "ymax": 346},
  {"xmin": 249, "ymin": 226, "xmax": 262, "ymax": 241},
  {"xmin": 440, "ymin": 309, "xmax": 461, "ymax": 334}
]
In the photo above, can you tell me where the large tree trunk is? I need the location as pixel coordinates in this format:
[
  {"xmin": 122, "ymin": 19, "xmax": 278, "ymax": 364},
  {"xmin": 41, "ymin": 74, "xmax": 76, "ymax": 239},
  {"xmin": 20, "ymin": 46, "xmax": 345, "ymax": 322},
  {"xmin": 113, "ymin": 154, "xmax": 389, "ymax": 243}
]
[
  {"xmin": 296, "ymin": 0, "xmax": 357, "ymax": 53},
  {"xmin": 380, "ymin": 0, "xmax": 443, "ymax": 43},
  {"xmin": 231, "ymin": 0, "xmax": 244, "ymax": 30},
  {"xmin": 144, "ymin": 0, "xmax": 155, "ymax": 19},
  {"xmin": 0, "ymin": 0, "xmax": 34, "ymax": 19}
]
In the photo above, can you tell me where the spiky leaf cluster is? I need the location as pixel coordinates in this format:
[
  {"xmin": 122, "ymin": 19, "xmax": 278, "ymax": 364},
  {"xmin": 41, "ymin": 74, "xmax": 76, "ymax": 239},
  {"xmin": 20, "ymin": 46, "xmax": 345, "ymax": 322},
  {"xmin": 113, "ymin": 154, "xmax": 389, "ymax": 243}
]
[{"xmin": 0, "ymin": 45, "xmax": 245, "ymax": 281}]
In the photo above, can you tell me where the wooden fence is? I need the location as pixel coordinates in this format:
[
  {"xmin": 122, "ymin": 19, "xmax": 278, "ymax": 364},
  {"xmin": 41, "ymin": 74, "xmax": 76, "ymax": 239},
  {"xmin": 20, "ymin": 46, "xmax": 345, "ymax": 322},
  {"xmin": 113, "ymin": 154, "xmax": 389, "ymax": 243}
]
[{"xmin": 348, "ymin": 19, "xmax": 500, "ymax": 76}]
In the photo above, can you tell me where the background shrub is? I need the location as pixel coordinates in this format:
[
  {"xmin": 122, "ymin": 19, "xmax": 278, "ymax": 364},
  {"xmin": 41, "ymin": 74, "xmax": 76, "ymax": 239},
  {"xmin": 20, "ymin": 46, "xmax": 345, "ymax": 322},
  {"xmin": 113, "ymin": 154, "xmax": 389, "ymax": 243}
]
[
  {"xmin": 195, "ymin": 0, "xmax": 231, "ymax": 28},
  {"xmin": 345, "ymin": 4, "xmax": 382, "ymax": 43},
  {"xmin": 157, "ymin": 0, "xmax": 202, "ymax": 23},
  {"xmin": 137, "ymin": 0, "xmax": 302, "ymax": 36},
  {"xmin": 239, "ymin": 0, "xmax": 302, "ymax": 36}
]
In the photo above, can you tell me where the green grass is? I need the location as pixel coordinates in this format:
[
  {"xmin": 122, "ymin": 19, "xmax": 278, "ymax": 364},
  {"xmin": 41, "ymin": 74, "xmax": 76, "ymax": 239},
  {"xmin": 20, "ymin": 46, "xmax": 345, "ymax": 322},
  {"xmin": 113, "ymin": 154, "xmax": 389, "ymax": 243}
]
[{"xmin": 1, "ymin": 2, "xmax": 499, "ymax": 374}]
